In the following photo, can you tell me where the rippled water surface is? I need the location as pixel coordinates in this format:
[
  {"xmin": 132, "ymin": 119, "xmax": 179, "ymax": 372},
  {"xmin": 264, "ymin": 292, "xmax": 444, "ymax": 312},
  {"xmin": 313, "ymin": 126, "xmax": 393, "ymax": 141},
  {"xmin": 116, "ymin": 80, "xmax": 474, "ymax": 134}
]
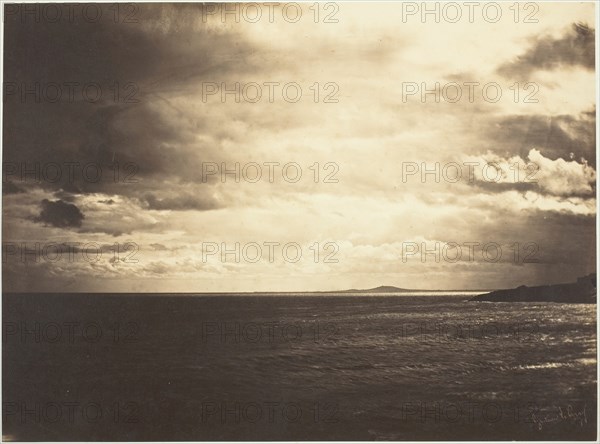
[{"xmin": 3, "ymin": 293, "xmax": 597, "ymax": 440}]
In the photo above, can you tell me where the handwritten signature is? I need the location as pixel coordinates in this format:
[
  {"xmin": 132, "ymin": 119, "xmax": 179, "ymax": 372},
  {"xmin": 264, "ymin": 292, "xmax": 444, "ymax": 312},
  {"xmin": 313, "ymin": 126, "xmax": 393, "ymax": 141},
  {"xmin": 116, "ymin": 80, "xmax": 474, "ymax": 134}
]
[{"xmin": 530, "ymin": 404, "xmax": 588, "ymax": 431}]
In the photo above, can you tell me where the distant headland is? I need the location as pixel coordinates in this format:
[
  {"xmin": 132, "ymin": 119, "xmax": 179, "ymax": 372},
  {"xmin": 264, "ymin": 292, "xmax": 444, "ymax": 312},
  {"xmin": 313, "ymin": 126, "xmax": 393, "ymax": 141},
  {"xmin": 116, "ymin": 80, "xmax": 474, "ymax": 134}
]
[
  {"xmin": 471, "ymin": 274, "xmax": 597, "ymax": 303},
  {"xmin": 339, "ymin": 285, "xmax": 413, "ymax": 293}
]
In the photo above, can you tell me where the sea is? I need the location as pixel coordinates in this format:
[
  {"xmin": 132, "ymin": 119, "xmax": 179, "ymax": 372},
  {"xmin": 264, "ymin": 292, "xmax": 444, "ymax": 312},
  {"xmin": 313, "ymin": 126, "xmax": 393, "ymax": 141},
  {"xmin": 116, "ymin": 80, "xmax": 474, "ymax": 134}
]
[{"xmin": 2, "ymin": 292, "xmax": 597, "ymax": 441}]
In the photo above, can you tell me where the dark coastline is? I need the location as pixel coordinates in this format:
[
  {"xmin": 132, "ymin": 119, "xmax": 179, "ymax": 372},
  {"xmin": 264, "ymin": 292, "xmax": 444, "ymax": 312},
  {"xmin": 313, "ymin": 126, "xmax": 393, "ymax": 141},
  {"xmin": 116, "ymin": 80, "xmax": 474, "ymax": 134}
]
[{"xmin": 471, "ymin": 274, "xmax": 597, "ymax": 304}]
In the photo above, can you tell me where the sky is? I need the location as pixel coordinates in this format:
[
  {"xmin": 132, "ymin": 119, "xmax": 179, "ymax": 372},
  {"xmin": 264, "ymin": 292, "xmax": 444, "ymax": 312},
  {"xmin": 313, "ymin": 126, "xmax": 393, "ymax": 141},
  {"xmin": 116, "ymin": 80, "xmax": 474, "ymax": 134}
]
[{"xmin": 2, "ymin": 2, "xmax": 597, "ymax": 292}]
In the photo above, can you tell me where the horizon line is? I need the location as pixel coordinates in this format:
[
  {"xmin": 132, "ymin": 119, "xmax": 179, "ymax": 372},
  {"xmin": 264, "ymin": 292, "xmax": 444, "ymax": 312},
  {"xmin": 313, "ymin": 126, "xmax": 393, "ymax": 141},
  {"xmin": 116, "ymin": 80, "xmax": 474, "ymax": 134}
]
[{"xmin": 2, "ymin": 289, "xmax": 494, "ymax": 295}]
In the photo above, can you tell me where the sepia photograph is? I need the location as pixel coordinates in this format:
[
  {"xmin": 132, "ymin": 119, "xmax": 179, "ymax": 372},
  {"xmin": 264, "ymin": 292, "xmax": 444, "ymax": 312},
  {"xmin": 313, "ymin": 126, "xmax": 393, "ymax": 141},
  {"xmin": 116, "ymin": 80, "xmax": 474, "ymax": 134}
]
[{"xmin": 1, "ymin": 1, "xmax": 598, "ymax": 441}]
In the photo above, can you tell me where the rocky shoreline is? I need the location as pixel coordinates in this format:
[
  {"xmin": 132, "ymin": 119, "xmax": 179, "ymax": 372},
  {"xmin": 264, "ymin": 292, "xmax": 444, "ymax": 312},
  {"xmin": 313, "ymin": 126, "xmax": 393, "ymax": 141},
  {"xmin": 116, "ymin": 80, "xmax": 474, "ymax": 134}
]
[{"xmin": 471, "ymin": 274, "xmax": 596, "ymax": 303}]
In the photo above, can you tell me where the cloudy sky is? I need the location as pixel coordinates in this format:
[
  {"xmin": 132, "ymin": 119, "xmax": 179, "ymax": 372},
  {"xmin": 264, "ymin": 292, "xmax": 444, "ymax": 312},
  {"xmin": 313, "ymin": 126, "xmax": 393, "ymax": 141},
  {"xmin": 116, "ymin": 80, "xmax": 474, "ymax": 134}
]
[{"xmin": 2, "ymin": 2, "xmax": 596, "ymax": 292}]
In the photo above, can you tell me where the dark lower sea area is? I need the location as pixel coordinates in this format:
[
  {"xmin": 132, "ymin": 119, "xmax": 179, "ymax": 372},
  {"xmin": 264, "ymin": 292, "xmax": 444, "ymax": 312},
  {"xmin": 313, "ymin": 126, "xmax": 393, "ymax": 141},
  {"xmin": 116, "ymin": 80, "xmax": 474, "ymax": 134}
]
[{"xmin": 2, "ymin": 292, "xmax": 597, "ymax": 441}]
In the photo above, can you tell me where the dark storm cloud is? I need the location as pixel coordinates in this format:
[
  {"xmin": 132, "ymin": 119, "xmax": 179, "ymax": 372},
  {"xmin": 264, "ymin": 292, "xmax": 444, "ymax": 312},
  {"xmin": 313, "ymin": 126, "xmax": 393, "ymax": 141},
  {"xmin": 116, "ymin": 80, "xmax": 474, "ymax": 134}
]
[
  {"xmin": 2, "ymin": 181, "xmax": 26, "ymax": 195},
  {"xmin": 481, "ymin": 110, "xmax": 596, "ymax": 166},
  {"xmin": 4, "ymin": 241, "xmax": 110, "ymax": 257},
  {"xmin": 497, "ymin": 23, "xmax": 595, "ymax": 77},
  {"xmin": 3, "ymin": 3, "xmax": 257, "ymax": 205},
  {"xmin": 470, "ymin": 179, "xmax": 595, "ymax": 198},
  {"xmin": 3, "ymin": 4, "xmax": 253, "ymax": 92},
  {"xmin": 435, "ymin": 208, "xmax": 596, "ymax": 284},
  {"xmin": 469, "ymin": 180, "xmax": 538, "ymax": 195},
  {"xmin": 33, "ymin": 199, "xmax": 85, "ymax": 228},
  {"xmin": 521, "ymin": 211, "xmax": 596, "ymax": 282}
]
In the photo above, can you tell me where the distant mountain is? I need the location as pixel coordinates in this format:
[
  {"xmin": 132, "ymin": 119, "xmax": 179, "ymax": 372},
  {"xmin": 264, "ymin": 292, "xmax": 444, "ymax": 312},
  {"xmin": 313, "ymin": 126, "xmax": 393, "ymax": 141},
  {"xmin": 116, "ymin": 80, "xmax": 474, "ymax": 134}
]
[
  {"xmin": 340, "ymin": 285, "xmax": 414, "ymax": 293},
  {"xmin": 471, "ymin": 274, "xmax": 597, "ymax": 303}
]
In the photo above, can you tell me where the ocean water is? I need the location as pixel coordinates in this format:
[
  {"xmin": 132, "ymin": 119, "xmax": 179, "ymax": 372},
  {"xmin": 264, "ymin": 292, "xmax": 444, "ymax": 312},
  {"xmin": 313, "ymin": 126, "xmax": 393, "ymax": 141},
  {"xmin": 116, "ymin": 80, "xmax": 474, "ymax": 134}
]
[{"xmin": 3, "ymin": 293, "xmax": 597, "ymax": 440}]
